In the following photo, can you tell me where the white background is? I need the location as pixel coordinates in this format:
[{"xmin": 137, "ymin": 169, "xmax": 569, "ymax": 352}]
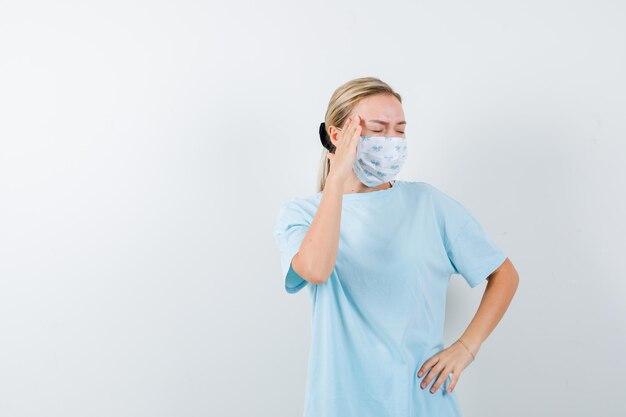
[{"xmin": 1, "ymin": 1, "xmax": 625, "ymax": 416}]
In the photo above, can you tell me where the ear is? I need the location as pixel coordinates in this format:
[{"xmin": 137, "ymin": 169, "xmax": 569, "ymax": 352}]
[
  {"xmin": 328, "ymin": 125, "xmax": 339, "ymax": 144},
  {"xmin": 328, "ymin": 123, "xmax": 347, "ymax": 149}
]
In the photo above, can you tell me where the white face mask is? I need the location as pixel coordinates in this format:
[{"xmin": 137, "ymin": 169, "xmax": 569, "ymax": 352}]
[{"xmin": 353, "ymin": 135, "xmax": 408, "ymax": 187}]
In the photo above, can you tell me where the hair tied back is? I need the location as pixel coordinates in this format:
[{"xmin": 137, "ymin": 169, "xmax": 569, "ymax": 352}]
[{"xmin": 319, "ymin": 122, "xmax": 333, "ymax": 151}]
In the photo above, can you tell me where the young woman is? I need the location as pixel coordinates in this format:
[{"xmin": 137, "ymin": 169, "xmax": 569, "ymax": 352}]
[{"xmin": 272, "ymin": 76, "xmax": 519, "ymax": 416}]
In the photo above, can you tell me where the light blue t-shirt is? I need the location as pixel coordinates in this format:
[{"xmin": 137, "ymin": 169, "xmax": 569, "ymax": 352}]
[{"xmin": 272, "ymin": 179, "xmax": 507, "ymax": 417}]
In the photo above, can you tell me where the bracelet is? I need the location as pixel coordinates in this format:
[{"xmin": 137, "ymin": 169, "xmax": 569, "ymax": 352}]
[{"xmin": 457, "ymin": 337, "xmax": 476, "ymax": 361}]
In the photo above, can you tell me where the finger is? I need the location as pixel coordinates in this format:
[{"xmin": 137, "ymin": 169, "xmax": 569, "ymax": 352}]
[
  {"xmin": 430, "ymin": 367, "xmax": 451, "ymax": 394},
  {"xmin": 338, "ymin": 118, "xmax": 352, "ymax": 144},
  {"xmin": 421, "ymin": 363, "xmax": 443, "ymax": 390},
  {"xmin": 447, "ymin": 370, "xmax": 459, "ymax": 393},
  {"xmin": 350, "ymin": 130, "xmax": 361, "ymax": 151},
  {"xmin": 342, "ymin": 117, "xmax": 352, "ymax": 131},
  {"xmin": 417, "ymin": 355, "xmax": 440, "ymax": 379},
  {"xmin": 351, "ymin": 127, "xmax": 362, "ymax": 151},
  {"xmin": 352, "ymin": 115, "xmax": 361, "ymax": 134},
  {"xmin": 350, "ymin": 115, "xmax": 361, "ymax": 136}
]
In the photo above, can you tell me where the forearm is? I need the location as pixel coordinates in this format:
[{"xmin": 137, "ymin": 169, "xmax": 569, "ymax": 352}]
[
  {"xmin": 293, "ymin": 175, "xmax": 344, "ymax": 283},
  {"xmin": 459, "ymin": 257, "xmax": 519, "ymax": 356}
]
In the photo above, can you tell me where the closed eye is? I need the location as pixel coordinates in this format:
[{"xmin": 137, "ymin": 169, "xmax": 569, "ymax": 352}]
[{"xmin": 372, "ymin": 130, "xmax": 405, "ymax": 134}]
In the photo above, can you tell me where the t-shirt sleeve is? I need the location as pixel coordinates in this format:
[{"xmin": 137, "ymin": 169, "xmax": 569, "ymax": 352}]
[
  {"xmin": 431, "ymin": 185, "xmax": 507, "ymax": 288},
  {"xmin": 272, "ymin": 200, "xmax": 310, "ymax": 294}
]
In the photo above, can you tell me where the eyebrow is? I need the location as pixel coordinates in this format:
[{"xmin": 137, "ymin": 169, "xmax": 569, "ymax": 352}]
[{"xmin": 367, "ymin": 119, "xmax": 407, "ymax": 125}]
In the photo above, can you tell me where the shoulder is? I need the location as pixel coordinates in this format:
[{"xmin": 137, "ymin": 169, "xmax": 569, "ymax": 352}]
[
  {"xmin": 278, "ymin": 192, "xmax": 319, "ymax": 211},
  {"xmin": 275, "ymin": 192, "xmax": 320, "ymax": 226}
]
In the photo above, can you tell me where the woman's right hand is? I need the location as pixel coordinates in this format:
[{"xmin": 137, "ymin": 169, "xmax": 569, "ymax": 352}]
[{"xmin": 326, "ymin": 115, "xmax": 362, "ymax": 184}]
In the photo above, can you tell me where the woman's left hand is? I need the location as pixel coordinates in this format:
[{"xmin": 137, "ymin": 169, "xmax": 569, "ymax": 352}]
[{"xmin": 416, "ymin": 340, "xmax": 478, "ymax": 394}]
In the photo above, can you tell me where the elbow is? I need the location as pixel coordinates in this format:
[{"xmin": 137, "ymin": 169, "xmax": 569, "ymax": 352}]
[
  {"xmin": 307, "ymin": 271, "xmax": 331, "ymax": 285},
  {"xmin": 294, "ymin": 253, "xmax": 332, "ymax": 285},
  {"xmin": 299, "ymin": 264, "xmax": 331, "ymax": 285}
]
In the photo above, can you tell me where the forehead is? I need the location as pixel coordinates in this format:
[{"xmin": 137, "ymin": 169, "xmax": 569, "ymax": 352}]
[{"xmin": 352, "ymin": 94, "xmax": 405, "ymax": 121}]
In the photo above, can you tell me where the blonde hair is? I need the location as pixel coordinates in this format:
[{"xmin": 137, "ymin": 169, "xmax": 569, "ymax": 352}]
[{"xmin": 316, "ymin": 77, "xmax": 402, "ymax": 193}]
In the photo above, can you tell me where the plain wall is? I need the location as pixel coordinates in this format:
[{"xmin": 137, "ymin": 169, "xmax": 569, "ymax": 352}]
[{"xmin": 0, "ymin": 1, "xmax": 625, "ymax": 416}]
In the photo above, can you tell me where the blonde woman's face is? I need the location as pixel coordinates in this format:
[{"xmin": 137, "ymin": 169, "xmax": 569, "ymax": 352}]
[{"xmin": 349, "ymin": 94, "xmax": 406, "ymax": 138}]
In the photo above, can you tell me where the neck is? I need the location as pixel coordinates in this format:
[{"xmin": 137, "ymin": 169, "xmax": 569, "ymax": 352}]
[{"xmin": 342, "ymin": 174, "xmax": 392, "ymax": 194}]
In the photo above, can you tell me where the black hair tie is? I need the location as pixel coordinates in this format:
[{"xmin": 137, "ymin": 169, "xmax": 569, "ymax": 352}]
[{"xmin": 319, "ymin": 122, "xmax": 335, "ymax": 152}]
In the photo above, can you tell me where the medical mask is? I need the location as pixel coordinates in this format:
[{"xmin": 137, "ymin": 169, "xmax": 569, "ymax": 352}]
[{"xmin": 353, "ymin": 135, "xmax": 408, "ymax": 187}]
